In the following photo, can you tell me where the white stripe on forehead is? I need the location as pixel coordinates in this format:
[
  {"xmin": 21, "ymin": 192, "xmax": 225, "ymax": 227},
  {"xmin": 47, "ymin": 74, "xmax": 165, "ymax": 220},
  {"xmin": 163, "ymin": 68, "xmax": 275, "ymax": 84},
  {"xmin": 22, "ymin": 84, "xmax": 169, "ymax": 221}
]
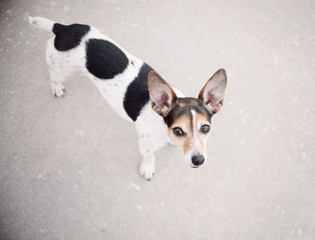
[
  {"xmin": 191, "ymin": 109, "xmax": 196, "ymax": 132},
  {"xmin": 191, "ymin": 109, "xmax": 198, "ymax": 139},
  {"xmin": 190, "ymin": 109, "xmax": 200, "ymax": 155}
]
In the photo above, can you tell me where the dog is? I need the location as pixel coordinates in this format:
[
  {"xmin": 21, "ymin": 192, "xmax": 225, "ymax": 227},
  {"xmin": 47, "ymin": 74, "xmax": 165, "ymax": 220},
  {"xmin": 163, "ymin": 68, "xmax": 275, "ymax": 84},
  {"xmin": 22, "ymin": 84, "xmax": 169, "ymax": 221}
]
[{"xmin": 28, "ymin": 16, "xmax": 227, "ymax": 180}]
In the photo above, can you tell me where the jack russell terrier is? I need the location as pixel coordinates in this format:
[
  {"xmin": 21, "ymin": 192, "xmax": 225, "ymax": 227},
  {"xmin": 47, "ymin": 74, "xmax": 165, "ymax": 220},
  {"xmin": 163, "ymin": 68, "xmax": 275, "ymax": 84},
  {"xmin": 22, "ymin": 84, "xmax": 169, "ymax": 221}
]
[{"xmin": 28, "ymin": 16, "xmax": 227, "ymax": 180}]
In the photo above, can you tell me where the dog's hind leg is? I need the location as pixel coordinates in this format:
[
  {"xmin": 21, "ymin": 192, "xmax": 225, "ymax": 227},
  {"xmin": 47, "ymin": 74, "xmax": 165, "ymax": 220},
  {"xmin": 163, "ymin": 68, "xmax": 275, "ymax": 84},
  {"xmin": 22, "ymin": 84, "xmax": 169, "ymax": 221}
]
[
  {"xmin": 48, "ymin": 69, "xmax": 66, "ymax": 97},
  {"xmin": 43, "ymin": 38, "xmax": 66, "ymax": 97},
  {"xmin": 45, "ymin": 38, "xmax": 78, "ymax": 97}
]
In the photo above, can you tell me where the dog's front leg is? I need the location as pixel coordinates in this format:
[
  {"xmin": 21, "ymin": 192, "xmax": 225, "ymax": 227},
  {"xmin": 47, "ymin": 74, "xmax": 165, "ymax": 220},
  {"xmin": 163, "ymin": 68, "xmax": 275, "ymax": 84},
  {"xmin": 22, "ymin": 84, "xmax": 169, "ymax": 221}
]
[
  {"xmin": 138, "ymin": 136, "xmax": 156, "ymax": 180},
  {"xmin": 135, "ymin": 106, "xmax": 170, "ymax": 180}
]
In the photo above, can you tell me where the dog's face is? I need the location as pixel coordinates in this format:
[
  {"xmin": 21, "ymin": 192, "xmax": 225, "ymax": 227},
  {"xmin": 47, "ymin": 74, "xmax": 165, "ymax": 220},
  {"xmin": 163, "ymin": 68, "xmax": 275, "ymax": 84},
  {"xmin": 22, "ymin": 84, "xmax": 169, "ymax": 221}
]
[
  {"xmin": 163, "ymin": 98, "xmax": 212, "ymax": 167},
  {"xmin": 148, "ymin": 69, "xmax": 227, "ymax": 168}
]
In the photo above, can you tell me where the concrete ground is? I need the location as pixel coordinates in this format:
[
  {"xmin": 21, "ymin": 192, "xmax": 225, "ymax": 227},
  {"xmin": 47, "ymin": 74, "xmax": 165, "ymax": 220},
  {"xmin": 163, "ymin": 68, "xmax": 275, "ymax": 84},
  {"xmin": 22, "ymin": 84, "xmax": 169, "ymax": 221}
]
[{"xmin": 1, "ymin": 0, "xmax": 315, "ymax": 239}]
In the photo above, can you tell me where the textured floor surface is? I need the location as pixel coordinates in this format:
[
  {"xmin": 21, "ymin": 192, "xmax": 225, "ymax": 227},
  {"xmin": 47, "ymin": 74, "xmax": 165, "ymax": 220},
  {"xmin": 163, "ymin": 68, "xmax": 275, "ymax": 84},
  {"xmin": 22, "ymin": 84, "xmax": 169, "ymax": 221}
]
[{"xmin": 1, "ymin": 0, "xmax": 315, "ymax": 239}]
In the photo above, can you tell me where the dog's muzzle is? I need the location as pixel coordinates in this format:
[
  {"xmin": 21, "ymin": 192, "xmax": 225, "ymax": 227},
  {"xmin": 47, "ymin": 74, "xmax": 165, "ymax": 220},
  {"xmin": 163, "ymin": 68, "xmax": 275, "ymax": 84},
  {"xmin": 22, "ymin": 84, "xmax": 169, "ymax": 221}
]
[{"xmin": 191, "ymin": 155, "xmax": 205, "ymax": 168}]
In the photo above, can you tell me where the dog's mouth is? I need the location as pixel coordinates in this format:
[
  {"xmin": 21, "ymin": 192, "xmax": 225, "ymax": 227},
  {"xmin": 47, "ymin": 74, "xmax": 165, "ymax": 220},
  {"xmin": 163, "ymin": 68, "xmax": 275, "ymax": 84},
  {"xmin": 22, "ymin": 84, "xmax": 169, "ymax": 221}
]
[{"xmin": 190, "ymin": 164, "xmax": 200, "ymax": 169}]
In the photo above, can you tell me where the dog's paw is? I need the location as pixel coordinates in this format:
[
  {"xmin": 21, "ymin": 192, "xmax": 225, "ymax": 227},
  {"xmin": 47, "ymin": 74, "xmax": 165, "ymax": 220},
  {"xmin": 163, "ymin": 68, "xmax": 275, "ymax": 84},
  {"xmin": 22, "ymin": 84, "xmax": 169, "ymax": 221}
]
[
  {"xmin": 139, "ymin": 159, "xmax": 155, "ymax": 181},
  {"xmin": 51, "ymin": 82, "xmax": 65, "ymax": 97}
]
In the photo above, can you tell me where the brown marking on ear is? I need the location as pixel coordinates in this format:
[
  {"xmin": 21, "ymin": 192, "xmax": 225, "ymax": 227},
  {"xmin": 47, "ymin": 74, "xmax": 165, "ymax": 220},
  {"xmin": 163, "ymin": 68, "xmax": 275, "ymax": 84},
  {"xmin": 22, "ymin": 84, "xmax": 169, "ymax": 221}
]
[
  {"xmin": 148, "ymin": 71, "xmax": 177, "ymax": 117},
  {"xmin": 198, "ymin": 69, "xmax": 227, "ymax": 115},
  {"xmin": 198, "ymin": 86, "xmax": 206, "ymax": 102}
]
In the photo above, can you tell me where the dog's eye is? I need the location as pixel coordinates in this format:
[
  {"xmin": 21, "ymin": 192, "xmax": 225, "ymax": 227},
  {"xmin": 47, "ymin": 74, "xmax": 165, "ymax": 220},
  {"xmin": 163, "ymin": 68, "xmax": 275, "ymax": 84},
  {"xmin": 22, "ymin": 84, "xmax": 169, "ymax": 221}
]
[
  {"xmin": 200, "ymin": 124, "xmax": 210, "ymax": 134},
  {"xmin": 173, "ymin": 127, "xmax": 185, "ymax": 137}
]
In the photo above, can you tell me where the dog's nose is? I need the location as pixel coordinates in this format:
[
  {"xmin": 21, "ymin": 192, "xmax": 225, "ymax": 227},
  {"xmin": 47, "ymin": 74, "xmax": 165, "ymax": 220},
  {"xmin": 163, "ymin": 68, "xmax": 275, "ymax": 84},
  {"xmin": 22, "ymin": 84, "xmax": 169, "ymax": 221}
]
[{"xmin": 191, "ymin": 155, "xmax": 205, "ymax": 167}]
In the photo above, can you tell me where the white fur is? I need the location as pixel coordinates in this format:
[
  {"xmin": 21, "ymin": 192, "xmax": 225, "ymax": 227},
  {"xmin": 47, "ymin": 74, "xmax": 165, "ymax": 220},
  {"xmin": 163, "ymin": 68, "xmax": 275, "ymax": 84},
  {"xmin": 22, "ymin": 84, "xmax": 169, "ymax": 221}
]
[{"xmin": 28, "ymin": 16, "xmax": 55, "ymax": 31}]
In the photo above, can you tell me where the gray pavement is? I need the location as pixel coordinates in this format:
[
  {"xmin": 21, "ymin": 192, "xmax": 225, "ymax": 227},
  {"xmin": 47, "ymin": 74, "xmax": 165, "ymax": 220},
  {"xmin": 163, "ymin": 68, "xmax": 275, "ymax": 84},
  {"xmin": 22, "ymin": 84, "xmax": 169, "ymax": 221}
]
[{"xmin": 1, "ymin": 0, "xmax": 315, "ymax": 239}]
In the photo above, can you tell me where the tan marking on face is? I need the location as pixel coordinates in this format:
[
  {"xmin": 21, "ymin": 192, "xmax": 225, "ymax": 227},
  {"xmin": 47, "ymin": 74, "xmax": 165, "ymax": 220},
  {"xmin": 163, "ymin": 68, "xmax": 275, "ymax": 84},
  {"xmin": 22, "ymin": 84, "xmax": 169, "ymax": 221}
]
[
  {"xmin": 193, "ymin": 112, "xmax": 212, "ymax": 154},
  {"xmin": 167, "ymin": 109, "xmax": 211, "ymax": 157},
  {"xmin": 183, "ymin": 133, "xmax": 194, "ymax": 155},
  {"xmin": 167, "ymin": 114, "xmax": 193, "ymax": 155}
]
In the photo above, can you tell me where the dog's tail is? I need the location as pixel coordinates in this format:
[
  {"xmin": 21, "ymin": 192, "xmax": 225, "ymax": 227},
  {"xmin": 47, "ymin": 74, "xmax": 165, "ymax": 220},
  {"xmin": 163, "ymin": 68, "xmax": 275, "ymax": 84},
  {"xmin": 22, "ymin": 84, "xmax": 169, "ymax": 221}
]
[{"xmin": 28, "ymin": 16, "xmax": 56, "ymax": 32}]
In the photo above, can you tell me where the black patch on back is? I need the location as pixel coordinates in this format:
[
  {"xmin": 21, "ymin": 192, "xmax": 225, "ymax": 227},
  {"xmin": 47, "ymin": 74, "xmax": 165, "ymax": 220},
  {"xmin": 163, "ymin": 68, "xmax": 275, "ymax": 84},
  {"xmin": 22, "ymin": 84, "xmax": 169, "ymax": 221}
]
[
  {"xmin": 164, "ymin": 98, "xmax": 212, "ymax": 127},
  {"xmin": 86, "ymin": 39, "xmax": 129, "ymax": 79},
  {"xmin": 53, "ymin": 23, "xmax": 90, "ymax": 51},
  {"xmin": 123, "ymin": 63, "xmax": 154, "ymax": 121}
]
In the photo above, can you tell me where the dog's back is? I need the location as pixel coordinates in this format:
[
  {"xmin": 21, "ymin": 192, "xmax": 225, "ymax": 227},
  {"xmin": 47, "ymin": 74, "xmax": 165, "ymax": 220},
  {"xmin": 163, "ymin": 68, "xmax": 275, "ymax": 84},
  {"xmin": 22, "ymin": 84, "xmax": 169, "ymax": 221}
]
[{"xmin": 29, "ymin": 16, "xmax": 156, "ymax": 122}]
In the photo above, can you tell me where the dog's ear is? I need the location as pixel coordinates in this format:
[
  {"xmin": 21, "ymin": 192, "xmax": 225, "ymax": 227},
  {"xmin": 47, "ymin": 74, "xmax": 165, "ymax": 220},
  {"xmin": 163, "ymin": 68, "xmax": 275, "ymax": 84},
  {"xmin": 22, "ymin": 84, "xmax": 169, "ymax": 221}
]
[
  {"xmin": 198, "ymin": 69, "xmax": 227, "ymax": 114},
  {"xmin": 148, "ymin": 71, "xmax": 177, "ymax": 117}
]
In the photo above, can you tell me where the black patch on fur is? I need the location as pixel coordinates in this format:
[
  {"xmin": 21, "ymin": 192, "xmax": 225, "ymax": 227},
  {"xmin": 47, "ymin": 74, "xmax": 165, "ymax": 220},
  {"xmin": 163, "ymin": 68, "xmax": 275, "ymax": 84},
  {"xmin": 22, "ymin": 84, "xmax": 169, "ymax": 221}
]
[
  {"xmin": 164, "ymin": 98, "xmax": 212, "ymax": 127},
  {"xmin": 86, "ymin": 39, "xmax": 129, "ymax": 79},
  {"xmin": 53, "ymin": 23, "xmax": 90, "ymax": 51},
  {"xmin": 123, "ymin": 63, "xmax": 154, "ymax": 121}
]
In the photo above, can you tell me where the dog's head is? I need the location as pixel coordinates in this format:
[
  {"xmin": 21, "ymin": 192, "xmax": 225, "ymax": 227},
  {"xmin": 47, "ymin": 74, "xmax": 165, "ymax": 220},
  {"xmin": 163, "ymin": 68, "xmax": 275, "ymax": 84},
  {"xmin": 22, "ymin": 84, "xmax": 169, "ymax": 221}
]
[{"xmin": 148, "ymin": 69, "xmax": 227, "ymax": 168}]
